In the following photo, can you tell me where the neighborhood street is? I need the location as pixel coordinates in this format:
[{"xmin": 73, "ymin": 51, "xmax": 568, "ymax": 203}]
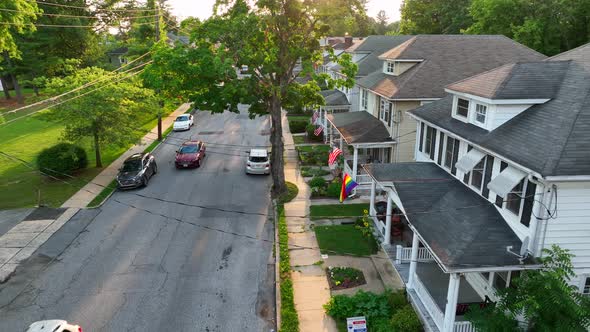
[{"xmin": 0, "ymin": 109, "xmax": 276, "ymax": 331}]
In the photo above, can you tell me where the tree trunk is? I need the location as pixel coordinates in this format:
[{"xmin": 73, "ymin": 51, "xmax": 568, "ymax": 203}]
[
  {"xmin": 269, "ymin": 93, "xmax": 287, "ymax": 198},
  {"xmin": 0, "ymin": 77, "xmax": 10, "ymax": 100},
  {"xmin": 2, "ymin": 52, "xmax": 23, "ymax": 104},
  {"xmin": 94, "ymin": 130, "xmax": 103, "ymax": 168}
]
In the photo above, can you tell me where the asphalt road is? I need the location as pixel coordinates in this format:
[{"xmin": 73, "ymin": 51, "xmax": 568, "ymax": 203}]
[{"xmin": 0, "ymin": 108, "xmax": 276, "ymax": 331}]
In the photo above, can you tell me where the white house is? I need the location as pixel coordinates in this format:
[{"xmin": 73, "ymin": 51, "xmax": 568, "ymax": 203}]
[{"xmin": 362, "ymin": 42, "xmax": 590, "ymax": 332}]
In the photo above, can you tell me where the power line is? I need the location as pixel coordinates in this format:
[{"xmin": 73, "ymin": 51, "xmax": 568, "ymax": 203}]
[
  {"xmin": 0, "ymin": 8, "xmax": 158, "ymax": 19},
  {"xmin": 0, "ymin": 20, "xmax": 157, "ymax": 28},
  {"xmin": 36, "ymin": 1, "xmax": 157, "ymax": 12}
]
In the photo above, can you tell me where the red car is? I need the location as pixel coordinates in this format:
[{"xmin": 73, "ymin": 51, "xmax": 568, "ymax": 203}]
[{"xmin": 175, "ymin": 140, "xmax": 206, "ymax": 168}]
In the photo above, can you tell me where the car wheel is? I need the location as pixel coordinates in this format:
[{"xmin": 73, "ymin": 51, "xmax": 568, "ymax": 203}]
[
  {"xmin": 196, "ymin": 159, "xmax": 201, "ymax": 168},
  {"xmin": 142, "ymin": 175, "xmax": 149, "ymax": 187},
  {"xmin": 153, "ymin": 163, "xmax": 158, "ymax": 174}
]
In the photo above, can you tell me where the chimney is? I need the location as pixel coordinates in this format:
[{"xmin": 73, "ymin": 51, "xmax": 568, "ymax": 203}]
[{"xmin": 344, "ymin": 36, "xmax": 353, "ymax": 48}]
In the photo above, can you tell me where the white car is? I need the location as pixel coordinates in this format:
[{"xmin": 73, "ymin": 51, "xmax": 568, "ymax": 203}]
[
  {"xmin": 173, "ymin": 114, "xmax": 194, "ymax": 131},
  {"xmin": 246, "ymin": 149, "xmax": 270, "ymax": 175},
  {"xmin": 27, "ymin": 320, "xmax": 82, "ymax": 332}
]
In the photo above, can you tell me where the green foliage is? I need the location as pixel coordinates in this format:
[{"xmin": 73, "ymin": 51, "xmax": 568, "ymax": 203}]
[
  {"xmin": 467, "ymin": 245, "xmax": 590, "ymax": 331},
  {"xmin": 301, "ymin": 166, "xmax": 330, "ymax": 178},
  {"xmin": 327, "ymin": 267, "xmax": 364, "ymax": 286},
  {"xmin": 314, "ymin": 0, "xmax": 373, "ymax": 36},
  {"xmin": 0, "ymin": 0, "xmax": 40, "ymax": 58},
  {"xmin": 297, "ymin": 144, "xmax": 330, "ymax": 166},
  {"xmin": 324, "ymin": 291, "xmax": 392, "ymax": 324},
  {"xmin": 390, "ymin": 305, "xmax": 422, "ymax": 332},
  {"xmin": 314, "ymin": 224, "xmax": 378, "ymax": 256},
  {"xmin": 43, "ymin": 67, "xmax": 157, "ymax": 167},
  {"xmin": 37, "ymin": 142, "xmax": 88, "ymax": 177},
  {"xmin": 354, "ymin": 209, "xmax": 374, "ymax": 238},
  {"xmin": 387, "ymin": 290, "xmax": 408, "ymax": 310},
  {"xmin": 279, "ymin": 182, "xmax": 299, "ymax": 203},
  {"xmin": 288, "ymin": 119, "xmax": 308, "ymax": 134},
  {"xmin": 327, "ymin": 178, "xmax": 342, "ymax": 198},
  {"xmin": 466, "ymin": 0, "xmax": 590, "ymax": 55},
  {"xmin": 309, "ymin": 176, "xmax": 327, "ymax": 188},
  {"xmin": 278, "ymin": 205, "xmax": 300, "ymax": 332},
  {"xmin": 399, "ymin": 0, "xmax": 473, "ymax": 34}
]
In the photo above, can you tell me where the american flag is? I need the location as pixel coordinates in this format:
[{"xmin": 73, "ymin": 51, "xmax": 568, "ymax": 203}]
[
  {"xmin": 312, "ymin": 111, "xmax": 319, "ymax": 124},
  {"xmin": 328, "ymin": 147, "xmax": 342, "ymax": 165},
  {"xmin": 313, "ymin": 125, "xmax": 323, "ymax": 136}
]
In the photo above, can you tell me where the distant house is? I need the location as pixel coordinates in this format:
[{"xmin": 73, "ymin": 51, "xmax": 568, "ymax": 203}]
[
  {"xmin": 107, "ymin": 47, "xmax": 129, "ymax": 67},
  {"xmin": 362, "ymin": 42, "xmax": 590, "ymax": 332},
  {"xmin": 320, "ymin": 35, "xmax": 545, "ymax": 191}
]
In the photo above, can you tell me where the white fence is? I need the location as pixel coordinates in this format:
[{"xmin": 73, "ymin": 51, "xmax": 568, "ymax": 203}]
[
  {"xmin": 344, "ymin": 160, "xmax": 372, "ymax": 185},
  {"xmin": 413, "ymin": 274, "xmax": 444, "ymax": 331},
  {"xmin": 395, "ymin": 245, "xmax": 435, "ymax": 264},
  {"xmin": 454, "ymin": 321, "xmax": 475, "ymax": 332}
]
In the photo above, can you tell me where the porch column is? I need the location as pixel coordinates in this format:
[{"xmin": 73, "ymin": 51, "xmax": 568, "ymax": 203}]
[
  {"xmin": 383, "ymin": 195, "xmax": 393, "ymax": 245},
  {"xmin": 329, "ymin": 118, "xmax": 333, "ymax": 147},
  {"xmin": 322, "ymin": 108, "xmax": 328, "ymax": 144},
  {"xmin": 339, "ymin": 135, "xmax": 343, "ymax": 151},
  {"xmin": 408, "ymin": 232, "xmax": 419, "ymax": 288},
  {"xmin": 369, "ymin": 180, "xmax": 376, "ymax": 216},
  {"xmin": 352, "ymin": 146, "xmax": 358, "ymax": 180},
  {"xmin": 442, "ymin": 273, "xmax": 461, "ymax": 332}
]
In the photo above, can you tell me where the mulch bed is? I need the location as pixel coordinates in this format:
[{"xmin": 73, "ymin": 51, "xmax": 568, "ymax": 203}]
[{"xmin": 326, "ymin": 267, "xmax": 367, "ymax": 290}]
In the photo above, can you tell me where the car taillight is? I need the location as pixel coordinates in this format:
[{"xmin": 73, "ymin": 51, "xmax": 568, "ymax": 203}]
[{"xmin": 78, "ymin": 327, "xmax": 83, "ymax": 332}]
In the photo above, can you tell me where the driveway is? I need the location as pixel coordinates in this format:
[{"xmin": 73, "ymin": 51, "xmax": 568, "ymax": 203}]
[{"xmin": 0, "ymin": 107, "xmax": 275, "ymax": 331}]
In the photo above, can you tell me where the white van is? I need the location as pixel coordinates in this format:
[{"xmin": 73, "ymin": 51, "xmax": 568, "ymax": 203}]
[{"xmin": 246, "ymin": 149, "xmax": 270, "ymax": 175}]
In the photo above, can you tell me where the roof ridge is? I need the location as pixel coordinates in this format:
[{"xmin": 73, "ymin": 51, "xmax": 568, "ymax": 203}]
[
  {"xmin": 446, "ymin": 63, "xmax": 514, "ymax": 91},
  {"xmin": 497, "ymin": 35, "xmax": 547, "ymax": 59},
  {"xmin": 378, "ymin": 36, "xmax": 417, "ymax": 59},
  {"xmin": 547, "ymin": 42, "xmax": 590, "ymax": 61}
]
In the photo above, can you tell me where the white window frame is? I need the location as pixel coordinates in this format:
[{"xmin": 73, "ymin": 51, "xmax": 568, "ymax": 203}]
[
  {"xmin": 506, "ymin": 179, "xmax": 526, "ymax": 217},
  {"xmin": 470, "ymin": 157, "xmax": 487, "ymax": 192},
  {"xmin": 456, "ymin": 98, "xmax": 470, "ymax": 118},
  {"xmin": 379, "ymin": 98, "xmax": 391, "ymax": 124},
  {"xmin": 385, "ymin": 61, "xmax": 396, "ymax": 74},
  {"xmin": 475, "ymin": 104, "xmax": 487, "ymax": 124},
  {"xmin": 361, "ymin": 89, "xmax": 368, "ymax": 111},
  {"xmin": 581, "ymin": 276, "xmax": 590, "ymax": 295}
]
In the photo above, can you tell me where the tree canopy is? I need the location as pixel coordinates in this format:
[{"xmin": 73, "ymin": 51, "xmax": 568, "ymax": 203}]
[
  {"xmin": 143, "ymin": 0, "xmax": 357, "ymax": 195},
  {"xmin": 0, "ymin": 0, "xmax": 40, "ymax": 58}
]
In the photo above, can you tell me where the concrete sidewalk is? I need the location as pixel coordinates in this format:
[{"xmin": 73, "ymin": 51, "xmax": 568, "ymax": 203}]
[
  {"xmin": 61, "ymin": 103, "xmax": 191, "ymax": 208},
  {"xmin": 282, "ymin": 111, "xmax": 337, "ymax": 332}
]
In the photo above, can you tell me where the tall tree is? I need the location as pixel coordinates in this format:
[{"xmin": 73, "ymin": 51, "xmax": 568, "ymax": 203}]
[
  {"xmin": 467, "ymin": 0, "xmax": 590, "ymax": 55},
  {"xmin": 374, "ymin": 10, "xmax": 389, "ymax": 35},
  {"xmin": 44, "ymin": 67, "xmax": 157, "ymax": 167},
  {"xmin": 399, "ymin": 0, "xmax": 473, "ymax": 34},
  {"xmin": 467, "ymin": 245, "xmax": 590, "ymax": 331},
  {"xmin": 314, "ymin": 0, "xmax": 372, "ymax": 36},
  {"xmin": 143, "ymin": 0, "xmax": 357, "ymax": 196}
]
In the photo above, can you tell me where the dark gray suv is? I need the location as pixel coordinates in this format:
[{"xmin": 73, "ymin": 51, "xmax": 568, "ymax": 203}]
[{"xmin": 116, "ymin": 153, "xmax": 157, "ymax": 189}]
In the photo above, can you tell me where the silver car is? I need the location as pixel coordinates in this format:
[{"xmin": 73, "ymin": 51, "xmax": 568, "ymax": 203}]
[{"xmin": 246, "ymin": 149, "xmax": 270, "ymax": 175}]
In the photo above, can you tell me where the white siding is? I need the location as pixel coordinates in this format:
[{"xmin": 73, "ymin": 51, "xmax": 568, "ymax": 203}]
[
  {"xmin": 349, "ymin": 85, "xmax": 360, "ymax": 112},
  {"xmin": 393, "ymin": 101, "xmax": 421, "ymax": 162},
  {"xmin": 489, "ymin": 104, "xmax": 533, "ymax": 130}
]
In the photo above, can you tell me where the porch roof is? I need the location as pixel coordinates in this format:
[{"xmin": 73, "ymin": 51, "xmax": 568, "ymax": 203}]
[
  {"xmin": 363, "ymin": 162, "xmax": 535, "ymax": 272},
  {"xmin": 327, "ymin": 111, "xmax": 394, "ymax": 145},
  {"xmin": 320, "ymin": 89, "xmax": 350, "ymax": 107}
]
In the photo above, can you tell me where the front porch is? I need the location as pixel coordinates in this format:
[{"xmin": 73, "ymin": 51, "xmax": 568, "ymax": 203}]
[{"xmin": 362, "ymin": 162, "xmax": 540, "ymax": 332}]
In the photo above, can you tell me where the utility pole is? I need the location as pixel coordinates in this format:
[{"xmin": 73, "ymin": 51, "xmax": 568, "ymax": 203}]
[{"xmin": 155, "ymin": 0, "xmax": 163, "ymax": 140}]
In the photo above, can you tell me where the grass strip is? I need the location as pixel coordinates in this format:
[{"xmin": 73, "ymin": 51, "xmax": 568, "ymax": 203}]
[
  {"xmin": 278, "ymin": 205, "xmax": 299, "ymax": 332},
  {"xmin": 86, "ymin": 179, "xmax": 117, "ymax": 208},
  {"xmin": 314, "ymin": 224, "xmax": 378, "ymax": 256},
  {"xmin": 309, "ymin": 203, "xmax": 369, "ymax": 220}
]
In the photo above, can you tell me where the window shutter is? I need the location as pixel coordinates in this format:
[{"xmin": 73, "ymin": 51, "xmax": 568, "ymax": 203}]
[
  {"xmin": 482, "ymin": 156, "xmax": 494, "ymax": 199},
  {"xmin": 495, "ymin": 161, "xmax": 509, "ymax": 207},
  {"xmin": 429, "ymin": 129, "xmax": 437, "ymax": 160},
  {"xmin": 437, "ymin": 133, "xmax": 444, "ymax": 165},
  {"xmin": 419, "ymin": 122, "xmax": 425, "ymax": 152},
  {"xmin": 520, "ymin": 181, "xmax": 537, "ymax": 227},
  {"xmin": 451, "ymin": 139, "xmax": 460, "ymax": 175}
]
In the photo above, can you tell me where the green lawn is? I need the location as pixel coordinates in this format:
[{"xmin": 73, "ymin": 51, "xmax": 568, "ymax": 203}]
[
  {"xmin": 293, "ymin": 135, "xmax": 305, "ymax": 145},
  {"xmin": 314, "ymin": 224, "xmax": 378, "ymax": 256},
  {"xmin": 310, "ymin": 203, "xmax": 369, "ymax": 220},
  {"xmin": 296, "ymin": 144, "xmax": 330, "ymax": 153},
  {"xmin": 0, "ymin": 102, "xmax": 179, "ymax": 209}
]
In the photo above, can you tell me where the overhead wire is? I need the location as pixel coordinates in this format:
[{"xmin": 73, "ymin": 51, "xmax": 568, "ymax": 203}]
[
  {"xmin": 0, "ymin": 8, "xmax": 158, "ymax": 19},
  {"xmin": 35, "ymin": 1, "xmax": 157, "ymax": 12}
]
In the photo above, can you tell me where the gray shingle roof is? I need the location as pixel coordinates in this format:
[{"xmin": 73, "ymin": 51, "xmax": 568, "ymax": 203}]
[
  {"xmin": 363, "ymin": 162, "xmax": 528, "ymax": 271},
  {"xmin": 447, "ymin": 61, "xmax": 569, "ymax": 99},
  {"xmin": 320, "ymin": 90, "xmax": 350, "ymax": 106},
  {"xmin": 357, "ymin": 35, "xmax": 546, "ymax": 99},
  {"xmin": 352, "ymin": 35, "xmax": 413, "ymax": 77},
  {"xmin": 327, "ymin": 111, "xmax": 393, "ymax": 144},
  {"xmin": 410, "ymin": 43, "xmax": 590, "ymax": 177}
]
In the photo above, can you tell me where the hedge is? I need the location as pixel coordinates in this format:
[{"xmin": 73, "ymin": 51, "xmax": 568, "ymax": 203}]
[
  {"xmin": 305, "ymin": 123, "xmax": 324, "ymax": 142},
  {"xmin": 37, "ymin": 143, "xmax": 88, "ymax": 177},
  {"xmin": 288, "ymin": 119, "xmax": 308, "ymax": 133}
]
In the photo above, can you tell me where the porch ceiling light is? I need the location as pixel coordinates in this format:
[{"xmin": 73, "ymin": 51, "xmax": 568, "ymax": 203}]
[
  {"xmin": 487, "ymin": 166, "xmax": 527, "ymax": 198},
  {"xmin": 455, "ymin": 148, "xmax": 485, "ymax": 174}
]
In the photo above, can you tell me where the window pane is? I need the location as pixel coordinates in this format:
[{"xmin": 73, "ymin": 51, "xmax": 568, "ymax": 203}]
[
  {"xmin": 476, "ymin": 104, "xmax": 487, "ymax": 123},
  {"xmin": 584, "ymin": 278, "xmax": 590, "ymax": 294},
  {"xmin": 470, "ymin": 159, "xmax": 485, "ymax": 190},
  {"xmin": 457, "ymin": 98, "xmax": 469, "ymax": 117},
  {"xmin": 444, "ymin": 136, "xmax": 453, "ymax": 168},
  {"xmin": 424, "ymin": 126, "xmax": 433, "ymax": 154},
  {"xmin": 506, "ymin": 180, "xmax": 524, "ymax": 215}
]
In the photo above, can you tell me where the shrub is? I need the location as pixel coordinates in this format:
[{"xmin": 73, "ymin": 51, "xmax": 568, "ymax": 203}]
[
  {"xmin": 279, "ymin": 182, "xmax": 299, "ymax": 203},
  {"xmin": 37, "ymin": 143, "xmax": 88, "ymax": 177},
  {"xmin": 391, "ymin": 305, "xmax": 422, "ymax": 332},
  {"xmin": 388, "ymin": 290, "xmax": 409, "ymax": 313},
  {"xmin": 327, "ymin": 179, "xmax": 342, "ymax": 198},
  {"xmin": 324, "ymin": 290, "xmax": 392, "ymax": 323},
  {"xmin": 306, "ymin": 123, "xmax": 324, "ymax": 142},
  {"xmin": 289, "ymin": 119, "xmax": 309, "ymax": 133},
  {"xmin": 309, "ymin": 176, "xmax": 326, "ymax": 188}
]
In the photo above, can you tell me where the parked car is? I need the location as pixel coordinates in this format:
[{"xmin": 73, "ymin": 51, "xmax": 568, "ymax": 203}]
[
  {"xmin": 173, "ymin": 114, "xmax": 194, "ymax": 131},
  {"xmin": 26, "ymin": 320, "xmax": 82, "ymax": 332},
  {"xmin": 175, "ymin": 140, "xmax": 206, "ymax": 168},
  {"xmin": 246, "ymin": 149, "xmax": 270, "ymax": 175},
  {"xmin": 116, "ymin": 153, "xmax": 157, "ymax": 189}
]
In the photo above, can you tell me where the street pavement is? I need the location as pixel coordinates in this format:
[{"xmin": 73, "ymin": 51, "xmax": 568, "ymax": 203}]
[{"xmin": 0, "ymin": 107, "xmax": 276, "ymax": 332}]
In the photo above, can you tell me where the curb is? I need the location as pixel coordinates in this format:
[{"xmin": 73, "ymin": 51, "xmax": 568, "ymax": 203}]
[{"xmin": 273, "ymin": 200, "xmax": 281, "ymax": 330}]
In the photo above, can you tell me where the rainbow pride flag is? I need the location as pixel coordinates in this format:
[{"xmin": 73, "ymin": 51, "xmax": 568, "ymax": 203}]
[{"xmin": 339, "ymin": 173, "xmax": 359, "ymax": 203}]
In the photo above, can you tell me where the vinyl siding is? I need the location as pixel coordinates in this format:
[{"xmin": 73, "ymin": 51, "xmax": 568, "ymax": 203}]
[
  {"xmin": 393, "ymin": 101, "xmax": 421, "ymax": 162},
  {"xmin": 489, "ymin": 104, "xmax": 532, "ymax": 130}
]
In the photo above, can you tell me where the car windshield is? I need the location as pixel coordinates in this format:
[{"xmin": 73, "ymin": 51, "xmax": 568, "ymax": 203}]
[
  {"xmin": 122, "ymin": 159, "xmax": 142, "ymax": 172},
  {"xmin": 175, "ymin": 115, "xmax": 189, "ymax": 122},
  {"xmin": 250, "ymin": 156, "xmax": 267, "ymax": 163},
  {"xmin": 179, "ymin": 145, "xmax": 199, "ymax": 154}
]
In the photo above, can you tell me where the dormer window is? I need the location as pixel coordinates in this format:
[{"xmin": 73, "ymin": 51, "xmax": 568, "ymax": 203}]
[
  {"xmin": 385, "ymin": 61, "xmax": 395, "ymax": 74},
  {"xmin": 457, "ymin": 98, "xmax": 469, "ymax": 117},
  {"xmin": 475, "ymin": 104, "xmax": 487, "ymax": 124}
]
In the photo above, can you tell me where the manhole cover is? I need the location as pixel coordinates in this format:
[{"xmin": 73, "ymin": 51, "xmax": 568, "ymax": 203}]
[{"xmin": 198, "ymin": 131, "xmax": 224, "ymax": 135}]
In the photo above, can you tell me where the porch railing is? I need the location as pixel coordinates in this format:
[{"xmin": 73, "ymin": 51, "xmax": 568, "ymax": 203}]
[
  {"xmin": 413, "ymin": 273, "xmax": 444, "ymax": 331},
  {"xmin": 395, "ymin": 245, "xmax": 435, "ymax": 264},
  {"xmin": 343, "ymin": 160, "xmax": 372, "ymax": 185},
  {"xmin": 454, "ymin": 321, "xmax": 475, "ymax": 332}
]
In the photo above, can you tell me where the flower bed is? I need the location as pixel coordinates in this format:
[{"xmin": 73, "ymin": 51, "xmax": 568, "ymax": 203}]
[{"xmin": 327, "ymin": 266, "xmax": 366, "ymax": 290}]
